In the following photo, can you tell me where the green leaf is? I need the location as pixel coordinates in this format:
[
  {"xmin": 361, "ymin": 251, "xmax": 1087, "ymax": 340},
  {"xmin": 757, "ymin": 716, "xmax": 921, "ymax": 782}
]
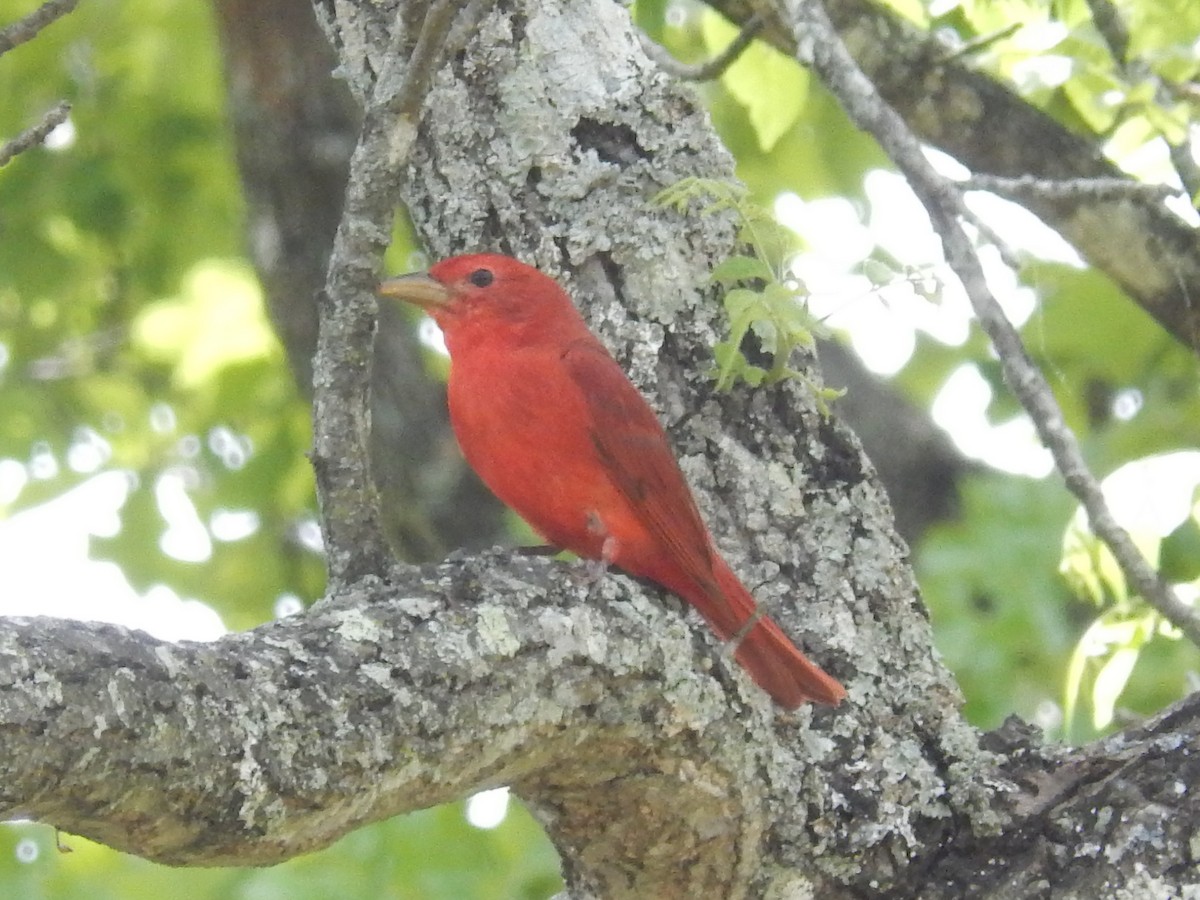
[
  {"xmin": 1092, "ymin": 642, "xmax": 1140, "ymax": 730},
  {"xmin": 703, "ymin": 12, "xmax": 808, "ymax": 153},
  {"xmin": 710, "ymin": 254, "xmax": 775, "ymax": 285},
  {"xmin": 1060, "ymin": 510, "xmax": 1130, "ymax": 607}
]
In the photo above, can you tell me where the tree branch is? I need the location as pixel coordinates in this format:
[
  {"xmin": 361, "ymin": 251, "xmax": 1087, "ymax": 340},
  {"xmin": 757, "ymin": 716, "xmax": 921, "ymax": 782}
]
[
  {"xmin": 964, "ymin": 174, "xmax": 1183, "ymax": 206},
  {"xmin": 781, "ymin": 0, "xmax": 1200, "ymax": 648},
  {"xmin": 0, "ymin": 0, "xmax": 78, "ymax": 55},
  {"xmin": 310, "ymin": 1, "xmax": 470, "ymax": 586},
  {"xmin": 4, "ymin": 577, "xmax": 1200, "ymax": 894},
  {"xmin": 637, "ymin": 11, "xmax": 765, "ymax": 81},
  {"xmin": 919, "ymin": 700, "xmax": 1200, "ymax": 897},
  {"xmin": 0, "ymin": 555, "xmax": 968, "ymax": 895},
  {"xmin": 0, "ymin": 99, "xmax": 69, "ymax": 167},
  {"xmin": 700, "ymin": 0, "xmax": 1200, "ymax": 353}
]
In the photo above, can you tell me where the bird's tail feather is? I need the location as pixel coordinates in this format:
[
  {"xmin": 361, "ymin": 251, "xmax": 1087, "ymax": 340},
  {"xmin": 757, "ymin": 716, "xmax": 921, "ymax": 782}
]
[{"xmin": 708, "ymin": 558, "xmax": 846, "ymax": 709}]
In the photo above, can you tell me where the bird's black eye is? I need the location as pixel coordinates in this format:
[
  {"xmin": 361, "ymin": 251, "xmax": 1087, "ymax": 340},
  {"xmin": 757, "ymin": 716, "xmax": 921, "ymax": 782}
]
[{"xmin": 467, "ymin": 268, "xmax": 494, "ymax": 288}]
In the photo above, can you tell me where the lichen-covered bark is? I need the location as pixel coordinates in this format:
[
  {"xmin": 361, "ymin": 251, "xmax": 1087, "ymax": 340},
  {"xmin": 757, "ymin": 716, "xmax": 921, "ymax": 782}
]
[
  {"xmin": 2, "ymin": 570, "xmax": 1199, "ymax": 895},
  {"xmin": 1, "ymin": 557, "xmax": 812, "ymax": 872},
  {"xmin": 0, "ymin": 551, "xmax": 964, "ymax": 894},
  {"xmin": 4, "ymin": 1, "xmax": 1199, "ymax": 898}
]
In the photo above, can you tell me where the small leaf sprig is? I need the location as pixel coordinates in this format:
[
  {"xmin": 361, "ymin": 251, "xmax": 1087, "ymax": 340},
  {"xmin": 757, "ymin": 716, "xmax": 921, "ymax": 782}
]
[{"xmin": 655, "ymin": 177, "xmax": 839, "ymax": 409}]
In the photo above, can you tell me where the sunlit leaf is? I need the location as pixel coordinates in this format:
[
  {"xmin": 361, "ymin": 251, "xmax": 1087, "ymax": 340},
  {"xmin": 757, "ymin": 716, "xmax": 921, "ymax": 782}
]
[{"xmin": 132, "ymin": 260, "xmax": 279, "ymax": 389}]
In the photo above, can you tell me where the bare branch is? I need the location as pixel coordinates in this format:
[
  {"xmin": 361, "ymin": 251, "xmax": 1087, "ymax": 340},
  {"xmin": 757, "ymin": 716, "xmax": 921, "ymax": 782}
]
[
  {"xmin": 311, "ymin": 0, "xmax": 471, "ymax": 587},
  {"xmin": 782, "ymin": 0, "xmax": 1200, "ymax": 648},
  {"xmin": 0, "ymin": 0, "xmax": 78, "ymax": 56},
  {"xmin": 936, "ymin": 22, "xmax": 1020, "ymax": 65},
  {"xmin": 1083, "ymin": 0, "xmax": 1130, "ymax": 64},
  {"xmin": 0, "ymin": 99, "xmax": 69, "ymax": 168},
  {"xmin": 965, "ymin": 173, "xmax": 1183, "ymax": 206},
  {"xmin": 638, "ymin": 12, "xmax": 765, "ymax": 81}
]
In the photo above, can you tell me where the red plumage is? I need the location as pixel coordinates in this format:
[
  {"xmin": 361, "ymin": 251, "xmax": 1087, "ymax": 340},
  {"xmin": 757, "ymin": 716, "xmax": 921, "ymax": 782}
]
[{"xmin": 379, "ymin": 253, "xmax": 846, "ymax": 709}]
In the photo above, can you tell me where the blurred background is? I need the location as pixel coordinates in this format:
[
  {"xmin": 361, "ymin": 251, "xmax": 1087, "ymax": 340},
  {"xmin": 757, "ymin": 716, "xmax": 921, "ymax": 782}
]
[{"xmin": 1, "ymin": 0, "xmax": 1198, "ymax": 895}]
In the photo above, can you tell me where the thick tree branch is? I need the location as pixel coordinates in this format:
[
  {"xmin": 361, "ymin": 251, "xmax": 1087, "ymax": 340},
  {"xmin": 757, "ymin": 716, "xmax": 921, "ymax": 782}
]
[
  {"xmin": 3, "ymin": 584, "xmax": 1200, "ymax": 895},
  {"xmin": 914, "ymin": 701, "xmax": 1200, "ymax": 898},
  {"xmin": 0, "ymin": 557, "xmax": 963, "ymax": 893}
]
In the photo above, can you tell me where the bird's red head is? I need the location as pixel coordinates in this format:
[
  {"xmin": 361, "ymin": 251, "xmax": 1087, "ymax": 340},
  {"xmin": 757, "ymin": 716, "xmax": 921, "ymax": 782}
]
[{"xmin": 378, "ymin": 253, "xmax": 587, "ymax": 352}]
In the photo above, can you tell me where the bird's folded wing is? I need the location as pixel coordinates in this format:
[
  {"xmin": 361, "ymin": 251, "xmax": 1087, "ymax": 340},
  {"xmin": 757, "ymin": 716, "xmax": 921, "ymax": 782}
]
[{"xmin": 561, "ymin": 339, "xmax": 722, "ymax": 601}]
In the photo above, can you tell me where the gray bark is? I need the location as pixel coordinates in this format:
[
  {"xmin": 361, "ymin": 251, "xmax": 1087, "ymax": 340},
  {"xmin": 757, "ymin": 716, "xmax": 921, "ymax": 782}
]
[{"xmin": 3, "ymin": 1, "xmax": 1198, "ymax": 898}]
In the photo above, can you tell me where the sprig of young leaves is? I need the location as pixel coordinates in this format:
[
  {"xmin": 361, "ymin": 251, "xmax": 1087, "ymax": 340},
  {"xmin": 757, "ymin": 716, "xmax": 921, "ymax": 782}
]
[
  {"xmin": 655, "ymin": 177, "xmax": 838, "ymax": 408},
  {"xmin": 1059, "ymin": 491, "xmax": 1200, "ymax": 741}
]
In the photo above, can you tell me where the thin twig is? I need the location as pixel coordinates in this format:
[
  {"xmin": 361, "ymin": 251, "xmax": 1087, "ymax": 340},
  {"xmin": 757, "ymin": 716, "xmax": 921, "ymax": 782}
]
[
  {"xmin": 937, "ymin": 22, "xmax": 1021, "ymax": 65},
  {"xmin": 312, "ymin": 0, "xmax": 471, "ymax": 587},
  {"xmin": 783, "ymin": 0, "xmax": 1200, "ymax": 647},
  {"xmin": 965, "ymin": 173, "xmax": 1183, "ymax": 206},
  {"xmin": 638, "ymin": 12, "xmax": 765, "ymax": 81},
  {"xmin": 0, "ymin": 0, "xmax": 79, "ymax": 56},
  {"xmin": 0, "ymin": 100, "xmax": 69, "ymax": 168},
  {"xmin": 1084, "ymin": 0, "xmax": 1130, "ymax": 65}
]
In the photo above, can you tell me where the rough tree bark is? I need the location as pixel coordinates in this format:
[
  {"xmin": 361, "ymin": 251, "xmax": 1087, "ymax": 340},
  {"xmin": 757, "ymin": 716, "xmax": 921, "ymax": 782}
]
[{"xmin": 2, "ymin": 1, "xmax": 1198, "ymax": 898}]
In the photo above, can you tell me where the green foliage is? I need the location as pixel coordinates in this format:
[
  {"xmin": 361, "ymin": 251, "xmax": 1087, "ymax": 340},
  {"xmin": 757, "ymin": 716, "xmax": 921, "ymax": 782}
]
[
  {"xmin": 1020, "ymin": 262, "xmax": 1200, "ymax": 467},
  {"xmin": 1017, "ymin": 261, "xmax": 1200, "ymax": 738},
  {"xmin": 1058, "ymin": 466, "xmax": 1200, "ymax": 741},
  {"xmin": 637, "ymin": 1, "xmax": 888, "ymax": 202},
  {"xmin": 918, "ymin": 474, "xmax": 1082, "ymax": 729},
  {"xmin": 915, "ymin": 0, "xmax": 1200, "ymax": 178},
  {"xmin": 0, "ymin": 0, "xmax": 322, "ymax": 627},
  {"xmin": 655, "ymin": 177, "xmax": 840, "ymax": 407}
]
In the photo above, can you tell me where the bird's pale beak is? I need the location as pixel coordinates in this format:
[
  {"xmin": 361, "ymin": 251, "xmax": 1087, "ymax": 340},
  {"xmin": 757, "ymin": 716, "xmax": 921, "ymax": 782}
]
[{"xmin": 377, "ymin": 272, "xmax": 452, "ymax": 311}]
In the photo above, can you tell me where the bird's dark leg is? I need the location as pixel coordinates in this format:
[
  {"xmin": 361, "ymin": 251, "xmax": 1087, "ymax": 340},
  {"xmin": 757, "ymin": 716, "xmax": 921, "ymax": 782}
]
[
  {"xmin": 515, "ymin": 544, "xmax": 561, "ymax": 557},
  {"xmin": 724, "ymin": 607, "xmax": 767, "ymax": 654}
]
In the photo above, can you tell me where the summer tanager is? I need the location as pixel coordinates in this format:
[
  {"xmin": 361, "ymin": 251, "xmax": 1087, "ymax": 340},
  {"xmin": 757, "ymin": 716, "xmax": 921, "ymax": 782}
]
[{"xmin": 378, "ymin": 254, "xmax": 845, "ymax": 709}]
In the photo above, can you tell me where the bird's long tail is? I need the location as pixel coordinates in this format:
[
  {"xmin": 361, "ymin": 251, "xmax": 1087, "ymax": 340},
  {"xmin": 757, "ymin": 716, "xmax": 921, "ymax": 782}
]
[{"xmin": 692, "ymin": 557, "xmax": 846, "ymax": 709}]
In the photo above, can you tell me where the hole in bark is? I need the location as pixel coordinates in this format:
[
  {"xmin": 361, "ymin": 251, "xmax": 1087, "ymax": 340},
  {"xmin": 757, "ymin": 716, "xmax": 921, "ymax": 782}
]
[{"xmin": 570, "ymin": 117, "xmax": 652, "ymax": 165}]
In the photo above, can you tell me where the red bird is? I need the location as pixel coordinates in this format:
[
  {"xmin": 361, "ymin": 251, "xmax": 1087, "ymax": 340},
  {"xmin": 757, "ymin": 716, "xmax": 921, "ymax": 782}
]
[{"xmin": 378, "ymin": 254, "xmax": 845, "ymax": 709}]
